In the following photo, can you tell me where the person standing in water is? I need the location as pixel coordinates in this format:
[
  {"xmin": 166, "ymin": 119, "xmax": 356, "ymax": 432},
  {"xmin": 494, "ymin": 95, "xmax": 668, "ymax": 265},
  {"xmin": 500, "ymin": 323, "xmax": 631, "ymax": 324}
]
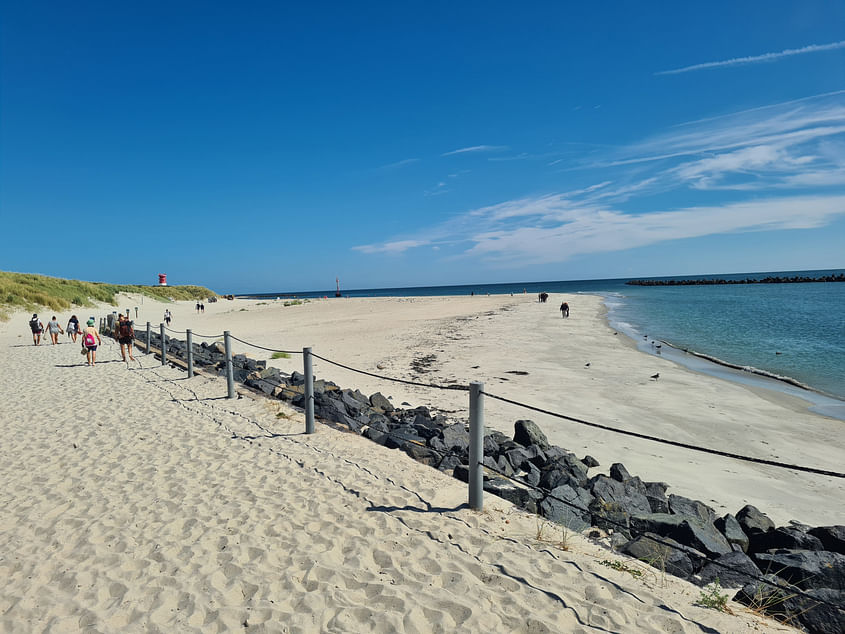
[
  {"xmin": 46, "ymin": 316, "xmax": 64, "ymax": 344},
  {"xmin": 82, "ymin": 318, "xmax": 102, "ymax": 366}
]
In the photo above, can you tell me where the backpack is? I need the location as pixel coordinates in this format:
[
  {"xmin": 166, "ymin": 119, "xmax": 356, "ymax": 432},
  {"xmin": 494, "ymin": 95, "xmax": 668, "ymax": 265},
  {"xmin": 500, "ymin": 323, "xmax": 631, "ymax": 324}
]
[
  {"xmin": 84, "ymin": 332, "xmax": 96, "ymax": 347},
  {"xmin": 29, "ymin": 318, "xmax": 40, "ymax": 333},
  {"xmin": 119, "ymin": 321, "xmax": 133, "ymax": 338}
]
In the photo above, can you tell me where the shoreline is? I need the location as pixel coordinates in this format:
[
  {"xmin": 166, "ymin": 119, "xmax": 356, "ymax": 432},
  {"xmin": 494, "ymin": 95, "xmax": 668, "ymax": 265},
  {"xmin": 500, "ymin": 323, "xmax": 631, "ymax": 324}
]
[{"xmin": 601, "ymin": 298, "xmax": 845, "ymax": 422}]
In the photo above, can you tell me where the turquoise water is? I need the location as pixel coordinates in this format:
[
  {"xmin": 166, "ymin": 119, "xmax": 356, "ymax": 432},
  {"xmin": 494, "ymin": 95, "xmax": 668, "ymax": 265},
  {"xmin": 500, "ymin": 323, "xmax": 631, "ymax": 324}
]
[{"xmin": 240, "ymin": 268, "xmax": 845, "ymax": 408}]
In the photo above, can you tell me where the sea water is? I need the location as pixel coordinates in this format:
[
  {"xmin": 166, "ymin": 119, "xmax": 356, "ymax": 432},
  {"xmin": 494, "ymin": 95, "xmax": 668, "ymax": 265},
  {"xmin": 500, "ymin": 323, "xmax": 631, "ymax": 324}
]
[{"xmin": 239, "ymin": 269, "xmax": 845, "ymax": 415}]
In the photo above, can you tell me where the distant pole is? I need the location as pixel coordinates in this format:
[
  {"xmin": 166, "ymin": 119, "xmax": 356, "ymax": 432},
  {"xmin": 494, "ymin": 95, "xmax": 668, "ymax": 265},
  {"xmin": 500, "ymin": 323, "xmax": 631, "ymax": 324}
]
[
  {"xmin": 146, "ymin": 322, "xmax": 151, "ymax": 354},
  {"xmin": 186, "ymin": 329, "xmax": 194, "ymax": 378},
  {"xmin": 304, "ymin": 347, "xmax": 314, "ymax": 434},
  {"xmin": 224, "ymin": 331, "xmax": 235, "ymax": 399},
  {"xmin": 125, "ymin": 308, "xmax": 130, "ymax": 318},
  {"xmin": 160, "ymin": 323, "xmax": 166, "ymax": 366},
  {"xmin": 469, "ymin": 381, "xmax": 485, "ymax": 510}
]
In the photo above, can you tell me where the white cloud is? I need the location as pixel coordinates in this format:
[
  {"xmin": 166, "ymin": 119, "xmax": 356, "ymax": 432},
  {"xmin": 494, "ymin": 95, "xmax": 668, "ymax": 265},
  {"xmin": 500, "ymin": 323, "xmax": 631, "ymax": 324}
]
[
  {"xmin": 353, "ymin": 93, "xmax": 845, "ymax": 268},
  {"xmin": 441, "ymin": 145, "xmax": 508, "ymax": 156},
  {"xmin": 353, "ymin": 239, "xmax": 431, "ymax": 255},
  {"xmin": 464, "ymin": 195, "xmax": 845, "ymax": 264},
  {"xmin": 379, "ymin": 158, "xmax": 419, "ymax": 170},
  {"xmin": 657, "ymin": 40, "xmax": 845, "ymax": 75}
]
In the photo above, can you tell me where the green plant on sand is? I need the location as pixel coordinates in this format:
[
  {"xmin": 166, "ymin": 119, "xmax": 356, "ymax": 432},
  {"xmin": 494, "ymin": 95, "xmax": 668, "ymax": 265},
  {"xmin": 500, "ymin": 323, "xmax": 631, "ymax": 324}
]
[
  {"xmin": 271, "ymin": 351, "xmax": 291, "ymax": 359},
  {"xmin": 696, "ymin": 579, "xmax": 730, "ymax": 612}
]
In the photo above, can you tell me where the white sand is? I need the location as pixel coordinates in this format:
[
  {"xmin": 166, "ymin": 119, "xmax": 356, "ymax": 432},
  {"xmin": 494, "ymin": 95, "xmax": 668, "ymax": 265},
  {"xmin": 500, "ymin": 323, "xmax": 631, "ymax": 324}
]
[
  {"xmin": 0, "ymin": 293, "xmax": 831, "ymax": 632},
  {"xmin": 147, "ymin": 293, "xmax": 843, "ymax": 527}
]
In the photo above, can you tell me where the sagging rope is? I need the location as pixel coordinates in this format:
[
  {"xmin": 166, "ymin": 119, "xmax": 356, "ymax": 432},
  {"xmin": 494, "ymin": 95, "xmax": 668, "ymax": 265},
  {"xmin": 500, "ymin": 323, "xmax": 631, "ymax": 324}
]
[{"xmin": 481, "ymin": 390, "xmax": 845, "ymax": 479}]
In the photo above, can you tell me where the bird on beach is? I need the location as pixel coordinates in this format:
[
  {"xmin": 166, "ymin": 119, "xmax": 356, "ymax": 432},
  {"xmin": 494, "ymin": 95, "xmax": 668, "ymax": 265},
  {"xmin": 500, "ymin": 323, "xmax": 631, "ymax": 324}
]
[
  {"xmin": 650, "ymin": 373, "xmax": 660, "ymax": 380},
  {"xmin": 585, "ymin": 362, "xmax": 591, "ymax": 368}
]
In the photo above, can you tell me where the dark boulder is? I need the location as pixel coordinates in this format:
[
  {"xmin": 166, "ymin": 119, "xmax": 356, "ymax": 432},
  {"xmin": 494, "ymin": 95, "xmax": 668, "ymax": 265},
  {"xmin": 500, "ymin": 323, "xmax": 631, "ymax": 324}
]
[
  {"xmin": 714, "ymin": 514, "xmax": 749, "ymax": 553},
  {"xmin": 539, "ymin": 485, "xmax": 593, "ymax": 531},
  {"xmin": 438, "ymin": 455, "xmax": 462, "ymax": 474},
  {"xmin": 668, "ymin": 494, "xmax": 715, "ymax": 524},
  {"xmin": 384, "ymin": 426, "xmax": 426, "ymax": 450},
  {"xmin": 619, "ymin": 533, "xmax": 700, "ymax": 580},
  {"xmin": 590, "ymin": 475, "xmax": 652, "ymax": 517},
  {"xmin": 736, "ymin": 505, "xmax": 775, "ymax": 536},
  {"xmin": 430, "ymin": 424, "xmax": 469, "ymax": 456},
  {"xmin": 581, "ymin": 455, "xmax": 600, "ymax": 468},
  {"xmin": 539, "ymin": 468, "xmax": 583, "ymax": 492},
  {"xmin": 752, "ymin": 550, "xmax": 845, "ymax": 591},
  {"xmin": 782, "ymin": 588, "xmax": 845, "ymax": 634},
  {"xmin": 484, "ymin": 431, "xmax": 509, "ymax": 455},
  {"xmin": 808, "ymin": 525, "xmax": 845, "ymax": 555},
  {"xmin": 644, "ymin": 482, "xmax": 669, "ymax": 514},
  {"xmin": 484, "ymin": 478, "xmax": 543, "ymax": 514},
  {"xmin": 748, "ymin": 526, "xmax": 824, "ymax": 555},
  {"xmin": 505, "ymin": 445, "xmax": 545, "ymax": 472},
  {"xmin": 696, "ymin": 551, "xmax": 762, "ymax": 588},
  {"xmin": 589, "ymin": 499, "xmax": 631, "ymax": 539},
  {"xmin": 483, "ymin": 455, "xmax": 514, "ymax": 477},
  {"xmin": 609, "ymin": 463, "xmax": 632, "ymax": 483},
  {"xmin": 513, "ymin": 419, "xmax": 550, "ymax": 449},
  {"xmin": 402, "ymin": 442, "xmax": 441, "ymax": 468},
  {"xmin": 369, "ymin": 392, "xmax": 394, "ymax": 412},
  {"xmin": 733, "ymin": 574, "xmax": 792, "ymax": 619},
  {"xmin": 630, "ymin": 513, "xmax": 731, "ymax": 559}
]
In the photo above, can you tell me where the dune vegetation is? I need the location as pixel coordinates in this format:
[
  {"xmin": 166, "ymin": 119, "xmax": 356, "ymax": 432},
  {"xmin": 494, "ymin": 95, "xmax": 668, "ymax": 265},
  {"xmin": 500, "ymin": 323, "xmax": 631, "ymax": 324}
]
[{"xmin": 0, "ymin": 271, "xmax": 216, "ymax": 320}]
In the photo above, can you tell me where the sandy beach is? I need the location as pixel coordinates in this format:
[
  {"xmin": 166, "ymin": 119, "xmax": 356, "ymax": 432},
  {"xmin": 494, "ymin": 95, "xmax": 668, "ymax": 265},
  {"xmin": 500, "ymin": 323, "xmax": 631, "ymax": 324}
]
[
  {"xmin": 1, "ymin": 292, "xmax": 837, "ymax": 632},
  {"xmin": 145, "ymin": 292, "xmax": 843, "ymax": 527}
]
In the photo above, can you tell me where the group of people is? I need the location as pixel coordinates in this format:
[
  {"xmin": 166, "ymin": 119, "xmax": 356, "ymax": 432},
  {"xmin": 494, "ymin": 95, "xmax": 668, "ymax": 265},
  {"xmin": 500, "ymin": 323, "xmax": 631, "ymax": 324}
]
[
  {"xmin": 195, "ymin": 302, "xmax": 205, "ymax": 313},
  {"xmin": 27, "ymin": 312, "xmax": 135, "ymax": 366}
]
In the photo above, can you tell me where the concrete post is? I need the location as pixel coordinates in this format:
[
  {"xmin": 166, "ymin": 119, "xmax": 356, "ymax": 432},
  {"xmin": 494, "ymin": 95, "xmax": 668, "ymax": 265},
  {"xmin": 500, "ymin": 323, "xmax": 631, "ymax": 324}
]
[
  {"xmin": 304, "ymin": 347, "xmax": 314, "ymax": 434},
  {"xmin": 224, "ymin": 331, "xmax": 235, "ymax": 399},
  {"xmin": 160, "ymin": 323, "xmax": 166, "ymax": 366},
  {"xmin": 469, "ymin": 381, "xmax": 485, "ymax": 510},
  {"xmin": 146, "ymin": 322, "xmax": 151, "ymax": 355},
  {"xmin": 186, "ymin": 329, "xmax": 194, "ymax": 378}
]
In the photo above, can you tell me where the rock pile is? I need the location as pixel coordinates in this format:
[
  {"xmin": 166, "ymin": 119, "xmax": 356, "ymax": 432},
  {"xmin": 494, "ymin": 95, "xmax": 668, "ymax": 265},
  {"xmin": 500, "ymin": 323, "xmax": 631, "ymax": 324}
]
[{"xmin": 135, "ymin": 331, "xmax": 844, "ymax": 632}]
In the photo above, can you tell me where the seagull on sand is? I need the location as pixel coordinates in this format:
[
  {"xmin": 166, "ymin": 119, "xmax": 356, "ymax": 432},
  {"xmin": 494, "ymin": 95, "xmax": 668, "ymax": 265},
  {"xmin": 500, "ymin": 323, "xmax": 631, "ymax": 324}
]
[{"xmin": 650, "ymin": 373, "xmax": 660, "ymax": 380}]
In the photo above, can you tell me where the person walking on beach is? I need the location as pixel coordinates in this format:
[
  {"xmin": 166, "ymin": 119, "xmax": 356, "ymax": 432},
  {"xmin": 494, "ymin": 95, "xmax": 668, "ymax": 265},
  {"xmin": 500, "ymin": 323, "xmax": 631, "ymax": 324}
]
[
  {"xmin": 28, "ymin": 314, "xmax": 44, "ymax": 345},
  {"xmin": 164, "ymin": 309, "xmax": 172, "ymax": 326},
  {"xmin": 46, "ymin": 316, "xmax": 64, "ymax": 344},
  {"xmin": 116, "ymin": 314, "xmax": 135, "ymax": 362},
  {"xmin": 66, "ymin": 315, "xmax": 80, "ymax": 343},
  {"xmin": 560, "ymin": 302, "xmax": 569, "ymax": 318},
  {"xmin": 82, "ymin": 318, "xmax": 102, "ymax": 366}
]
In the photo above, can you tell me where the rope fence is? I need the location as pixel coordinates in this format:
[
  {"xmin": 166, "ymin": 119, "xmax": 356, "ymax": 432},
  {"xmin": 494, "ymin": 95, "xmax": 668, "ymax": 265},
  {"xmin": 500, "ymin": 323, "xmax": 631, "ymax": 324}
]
[{"xmin": 122, "ymin": 318, "xmax": 845, "ymax": 619}]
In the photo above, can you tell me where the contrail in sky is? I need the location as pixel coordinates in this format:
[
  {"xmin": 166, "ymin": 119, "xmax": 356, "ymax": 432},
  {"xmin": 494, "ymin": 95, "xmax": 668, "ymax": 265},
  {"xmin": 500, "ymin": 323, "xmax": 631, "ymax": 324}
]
[{"xmin": 657, "ymin": 40, "xmax": 845, "ymax": 75}]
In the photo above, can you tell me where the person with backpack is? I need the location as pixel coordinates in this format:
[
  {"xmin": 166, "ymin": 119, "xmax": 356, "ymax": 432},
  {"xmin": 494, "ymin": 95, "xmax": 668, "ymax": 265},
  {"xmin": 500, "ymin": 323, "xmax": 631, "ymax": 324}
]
[
  {"xmin": 66, "ymin": 315, "xmax": 80, "ymax": 343},
  {"xmin": 82, "ymin": 318, "xmax": 102, "ymax": 366},
  {"xmin": 46, "ymin": 315, "xmax": 64, "ymax": 344},
  {"xmin": 116, "ymin": 314, "xmax": 135, "ymax": 362},
  {"xmin": 29, "ymin": 314, "xmax": 44, "ymax": 345}
]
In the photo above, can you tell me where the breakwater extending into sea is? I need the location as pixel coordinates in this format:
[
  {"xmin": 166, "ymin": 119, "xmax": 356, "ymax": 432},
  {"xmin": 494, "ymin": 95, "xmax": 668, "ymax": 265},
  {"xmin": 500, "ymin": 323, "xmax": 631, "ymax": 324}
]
[{"xmin": 237, "ymin": 268, "xmax": 845, "ymax": 408}]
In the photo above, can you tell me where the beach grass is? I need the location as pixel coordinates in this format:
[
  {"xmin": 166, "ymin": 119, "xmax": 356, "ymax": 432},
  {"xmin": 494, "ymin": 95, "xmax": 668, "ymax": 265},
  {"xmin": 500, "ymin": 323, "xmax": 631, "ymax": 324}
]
[{"xmin": 0, "ymin": 271, "xmax": 217, "ymax": 320}]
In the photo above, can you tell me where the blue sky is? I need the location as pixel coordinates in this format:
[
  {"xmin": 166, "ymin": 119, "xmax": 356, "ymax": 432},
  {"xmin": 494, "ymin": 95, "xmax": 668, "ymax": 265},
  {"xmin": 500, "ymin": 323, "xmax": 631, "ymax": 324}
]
[{"xmin": 1, "ymin": 2, "xmax": 844, "ymax": 293}]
